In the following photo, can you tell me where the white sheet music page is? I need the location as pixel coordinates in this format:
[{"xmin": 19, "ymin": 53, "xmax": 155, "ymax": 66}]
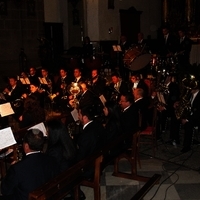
[
  {"xmin": 28, "ymin": 122, "xmax": 47, "ymax": 136},
  {"xmin": 71, "ymin": 108, "xmax": 79, "ymax": 122},
  {"xmin": 0, "ymin": 127, "xmax": 16, "ymax": 149},
  {"xmin": 99, "ymin": 94, "xmax": 107, "ymax": 106},
  {"xmin": 0, "ymin": 102, "xmax": 14, "ymax": 117}
]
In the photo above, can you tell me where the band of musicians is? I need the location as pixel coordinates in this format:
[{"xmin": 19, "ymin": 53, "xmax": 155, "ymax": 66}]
[{"xmin": 1, "ymin": 6, "xmax": 200, "ymax": 198}]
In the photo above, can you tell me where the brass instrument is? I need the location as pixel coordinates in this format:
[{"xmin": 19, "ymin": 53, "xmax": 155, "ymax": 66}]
[
  {"xmin": 68, "ymin": 82, "xmax": 82, "ymax": 108},
  {"xmin": 61, "ymin": 78, "xmax": 68, "ymax": 100},
  {"xmin": 175, "ymin": 75, "xmax": 198, "ymax": 119}
]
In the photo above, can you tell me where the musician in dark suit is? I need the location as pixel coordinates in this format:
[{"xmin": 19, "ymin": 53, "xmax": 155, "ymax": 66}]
[
  {"xmin": 3, "ymin": 76, "xmax": 24, "ymax": 121},
  {"xmin": 119, "ymin": 93, "xmax": 139, "ymax": 135},
  {"xmin": 160, "ymin": 26, "xmax": 178, "ymax": 57},
  {"xmin": 55, "ymin": 68, "xmax": 72, "ymax": 98},
  {"xmin": 28, "ymin": 66, "xmax": 39, "ymax": 85},
  {"xmin": 53, "ymin": 68, "xmax": 72, "ymax": 112},
  {"xmin": 72, "ymin": 67, "xmax": 85, "ymax": 83},
  {"xmin": 110, "ymin": 73, "xmax": 129, "ymax": 102},
  {"xmin": 1, "ymin": 129, "xmax": 59, "ymax": 200},
  {"xmin": 137, "ymin": 32, "xmax": 147, "ymax": 47},
  {"xmin": 120, "ymin": 35, "xmax": 130, "ymax": 53},
  {"xmin": 181, "ymin": 86, "xmax": 200, "ymax": 153},
  {"xmin": 3, "ymin": 76, "xmax": 23, "ymax": 102},
  {"xmin": 77, "ymin": 82, "xmax": 95, "ymax": 109},
  {"xmin": 89, "ymin": 69, "xmax": 106, "ymax": 97},
  {"xmin": 22, "ymin": 82, "xmax": 44, "ymax": 108},
  {"xmin": 129, "ymin": 73, "xmax": 149, "ymax": 97},
  {"xmin": 133, "ymin": 88, "xmax": 149, "ymax": 131},
  {"xmin": 40, "ymin": 68, "xmax": 55, "ymax": 94},
  {"xmin": 176, "ymin": 28, "xmax": 192, "ymax": 73},
  {"xmin": 76, "ymin": 106, "xmax": 105, "ymax": 162}
]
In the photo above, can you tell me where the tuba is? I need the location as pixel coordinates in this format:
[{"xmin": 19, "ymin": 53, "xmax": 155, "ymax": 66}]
[{"xmin": 175, "ymin": 75, "xmax": 198, "ymax": 119}]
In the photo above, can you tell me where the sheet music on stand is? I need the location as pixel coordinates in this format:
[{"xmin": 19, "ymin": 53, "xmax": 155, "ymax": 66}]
[
  {"xmin": 112, "ymin": 45, "xmax": 122, "ymax": 52},
  {"xmin": 38, "ymin": 77, "xmax": 48, "ymax": 85},
  {"xmin": 0, "ymin": 127, "xmax": 16, "ymax": 150},
  {"xmin": 0, "ymin": 102, "xmax": 14, "ymax": 117},
  {"xmin": 71, "ymin": 108, "xmax": 79, "ymax": 122},
  {"xmin": 20, "ymin": 77, "xmax": 30, "ymax": 85}
]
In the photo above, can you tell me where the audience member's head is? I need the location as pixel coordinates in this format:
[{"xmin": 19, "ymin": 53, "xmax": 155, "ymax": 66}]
[
  {"xmin": 78, "ymin": 106, "xmax": 95, "ymax": 125},
  {"xmin": 23, "ymin": 129, "xmax": 44, "ymax": 153}
]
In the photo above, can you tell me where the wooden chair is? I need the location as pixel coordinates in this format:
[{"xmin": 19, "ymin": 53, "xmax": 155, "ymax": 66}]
[
  {"xmin": 113, "ymin": 131, "xmax": 149, "ymax": 182},
  {"xmin": 138, "ymin": 107, "xmax": 158, "ymax": 157}
]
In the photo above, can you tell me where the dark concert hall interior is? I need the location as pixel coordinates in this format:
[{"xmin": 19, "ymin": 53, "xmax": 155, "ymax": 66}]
[{"xmin": 0, "ymin": 0, "xmax": 200, "ymax": 200}]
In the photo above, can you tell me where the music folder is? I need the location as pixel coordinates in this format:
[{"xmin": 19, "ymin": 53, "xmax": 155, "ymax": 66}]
[
  {"xmin": 0, "ymin": 127, "xmax": 16, "ymax": 150},
  {"xmin": 112, "ymin": 45, "xmax": 122, "ymax": 52},
  {"xmin": 0, "ymin": 102, "xmax": 14, "ymax": 117}
]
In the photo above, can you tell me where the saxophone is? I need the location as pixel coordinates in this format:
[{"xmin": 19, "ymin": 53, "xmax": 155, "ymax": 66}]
[{"xmin": 175, "ymin": 75, "xmax": 198, "ymax": 119}]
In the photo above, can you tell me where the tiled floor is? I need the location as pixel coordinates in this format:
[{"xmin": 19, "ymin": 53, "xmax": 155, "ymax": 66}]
[{"xmin": 81, "ymin": 132, "xmax": 200, "ymax": 200}]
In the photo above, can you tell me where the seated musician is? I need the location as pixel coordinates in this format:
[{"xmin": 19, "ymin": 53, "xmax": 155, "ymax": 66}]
[
  {"xmin": 53, "ymin": 68, "xmax": 72, "ymax": 112},
  {"xmin": 119, "ymin": 93, "xmax": 139, "ymax": 135},
  {"xmin": 77, "ymin": 82, "xmax": 95, "ymax": 109},
  {"xmin": 109, "ymin": 72, "xmax": 129, "ymax": 102},
  {"xmin": 19, "ymin": 95, "xmax": 45, "ymax": 128},
  {"xmin": 76, "ymin": 106, "xmax": 105, "ymax": 162},
  {"xmin": 89, "ymin": 69, "xmax": 106, "ymax": 97},
  {"xmin": 39, "ymin": 68, "xmax": 54, "ymax": 95},
  {"xmin": 129, "ymin": 73, "xmax": 149, "ymax": 97},
  {"xmin": 3, "ymin": 76, "xmax": 23, "ymax": 103},
  {"xmin": 72, "ymin": 67, "xmax": 85, "ymax": 83},
  {"xmin": 21, "ymin": 82, "xmax": 44, "ymax": 108},
  {"xmin": 28, "ymin": 66, "xmax": 39, "ymax": 85},
  {"xmin": 133, "ymin": 88, "xmax": 149, "ymax": 131},
  {"xmin": 102, "ymin": 101, "xmax": 122, "ymax": 143},
  {"xmin": 1, "ymin": 129, "xmax": 59, "ymax": 200}
]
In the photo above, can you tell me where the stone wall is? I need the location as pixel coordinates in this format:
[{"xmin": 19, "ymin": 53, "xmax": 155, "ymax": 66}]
[{"xmin": 0, "ymin": 0, "xmax": 44, "ymax": 81}]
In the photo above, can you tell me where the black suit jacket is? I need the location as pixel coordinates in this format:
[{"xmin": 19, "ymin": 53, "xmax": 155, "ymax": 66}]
[
  {"xmin": 134, "ymin": 98, "xmax": 149, "ymax": 130},
  {"xmin": 1, "ymin": 153, "xmax": 59, "ymax": 200},
  {"xmin": 177, "ymin": 37, "xmax": 192, "ymax": 65},
  {"xmin": 160, "ymin": 34, "xmax": 178, "ymax": 56},
  {"xmin": 5, "ymin": 85, "xmax": 23, "ymax": 102},
  {"xmin": 189, "ymin": 91, "xmax": 200, "ymax": 126},
  {"xmin": 78, "ymin": 90, "xmax": 95, "ymax": 109},
  {"xmin": 90, "ymin": 76, "xmax": 106, "ymax": 96},
  {"xmin": 76, "ymin": 120, "xmax": 105, "ymax": 161},
  {"xmin": 110, "ymin": 80, "xmax": 129, "ymax": 95},
  {"xmin": 120, "ymin": 104, "xmax": 139, "ymax": 134}
]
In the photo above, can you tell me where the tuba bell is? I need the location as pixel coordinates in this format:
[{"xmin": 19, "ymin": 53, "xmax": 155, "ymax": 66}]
[{"xmin": 175, "ymin": 75, "xmax": 198, "ymax": 119}]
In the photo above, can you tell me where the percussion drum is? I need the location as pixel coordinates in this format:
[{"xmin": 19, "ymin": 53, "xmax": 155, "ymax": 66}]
[{"xmin": 123, "ymin": 47, "xmax": 151, "ymax": 71}]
